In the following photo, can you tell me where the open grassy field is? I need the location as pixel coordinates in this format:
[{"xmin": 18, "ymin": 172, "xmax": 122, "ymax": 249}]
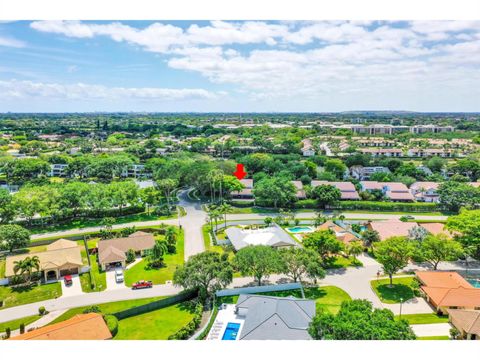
[
  {"xmin": 0, "ymin": 282, "xmax": 62, "ymax": 309},
  {"xmin": 124, "ymin": 230, "xmax": 184, "ymax": 286},
  {"xmin": 371, "ymin": 276, "xmax": 416, "ymax": 304},
  {"xmin": 113, "ymin": 302, "xmax": 196, "ymax": 340}
]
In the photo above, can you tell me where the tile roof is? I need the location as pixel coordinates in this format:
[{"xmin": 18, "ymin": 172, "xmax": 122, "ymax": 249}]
[
  {"xmin": 311, "ymin": 181, "xmax": 360, "ymax": 200},
  {"xmin": 368, "ymin": 220, "xmax": 417, "ymax": 240},
  {"xmin": 98, "ymin": 231, "xmax": 155, "ymax": 265},
  {"xmin": 10, "ymin": 313, "xmax": 112, "ymax": 340},
  {"xmin": 449, "ymin": 310, "xmax": 480, "ymax": 336},
  {"xmin": 419, "ymin": 223, "xmax": 449, "ymax": 236}
]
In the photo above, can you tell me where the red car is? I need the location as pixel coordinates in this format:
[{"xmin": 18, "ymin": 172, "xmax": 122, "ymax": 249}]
[
  {"xmin": 64, "ymin": 275, "xmax": 73, "ymax": 286},
  {"xmin": 132, "ymin": 280, "xmax": 153, "ymax": 290}
]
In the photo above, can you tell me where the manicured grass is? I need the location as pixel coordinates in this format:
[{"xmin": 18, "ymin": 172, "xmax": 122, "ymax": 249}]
[
  {"xmin": 396, "ymin": 313, "xmax": 449, "ymax": 324},
  {"xmin": 371, "ymin": 276, "xmax": 416, "ymax": 304},
  {"xmin": 202, "ymin": 224, "xmax": 227, "ymax": 253},
  {"xmin": 0, "ymin": 259, "xmax": 5, "ymax": 278},
  {"xmin": 114, "ymin": 302, "xmax": 196, "ymax": 340},
  {"xmin": 80, "ymin": 254, "xmax": 106, "ymax": 293},
  {"xmin": 0, "ymin": 314, "xmax": 41, "ymax": 332},
  {"xmin": 323, "ymin": 256, "xmax": 363, "ymax": 269},
  {"xmin": 0, "ymin": 282, "xmax": 62, "ymax": 309},
  {"xmin": 49, "ymin": 296, "xmax": 168, "ymax": 325},
  {"xmin": 217, "ymin": 286, "xmax": 351, "ymax": 315},
  {"xmin": 28, "ymin": 212, "xmax": 177, "ymax": 235},
  {"xmin": 124, "ymin": 230, "xmax": 184, "ymax": 286},
  {"xmin": 227, "ymin": 206, "xmax": 279, "ymax": 214},
  {"xmin": 417, "ymin": 336, "xmax": 450, "ymax": 340}
]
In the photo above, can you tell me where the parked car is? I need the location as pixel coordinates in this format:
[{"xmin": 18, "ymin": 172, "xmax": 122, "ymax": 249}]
[
  {"xmin": 132, "ymin": 280, "xmax": 153, "ymax": 290},
  {"xmin": 115, "ymin": 268, "xmax": 124, "ymax": 283},
  {"xmin": 64, "ymin": 275, "xmax": 73, "ymax": 286}
]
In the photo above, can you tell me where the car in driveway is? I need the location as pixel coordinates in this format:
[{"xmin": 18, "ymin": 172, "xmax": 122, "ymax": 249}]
[
  {"xmin": 115, "ymin": 268, "xmax": 124, "ymax": 283},
  {"xmin": 64, "ymin": 275, "xmax": 73, "ymax": 286},
  {"xmin": 132, "ymin": 280, "xmax": 153, "ymax": 290}
]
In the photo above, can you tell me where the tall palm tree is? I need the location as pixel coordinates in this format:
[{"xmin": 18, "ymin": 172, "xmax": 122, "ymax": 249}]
[
  {"xmin": 13, "ymin": 256, "xmax": 40, "ymax": 283},
  {"xmin": 219, "ymin": 203, "xmax": 232, "ymax": 229},
  {"xmin": 149, "ymin": 240, "xmax": 168, "ymax": 268}
]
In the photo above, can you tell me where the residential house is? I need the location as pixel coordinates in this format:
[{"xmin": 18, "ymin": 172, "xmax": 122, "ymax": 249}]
[
  {"xmin": 360, "ymin": 181, "xmax": 414, "ymax": 201},
  {"xmin": 225, "ymin": 225, "xmax": 298, "ymax": 251},
  {"xmin": 311, "ymin": 181, "xmax": 360, "ymax": 200},
  {"xmin": 10, "ymin": 313, "xmax": 112, "ymax": 340},
  {"xmin": 5, "ymin": 239, "xmax": 83, "ymax": 282},
  {"xmin": 419, "ymin": 222, "xmax": 452, "ymax": 237},
  {"xmin": 232, "ymin": 179, "xmax": 254, "ymax": 199},
  {"xmin": 301, "ymin": 139, "xmax": 315, "ymax": 157},
  {"xmin": 449, "ymin": 310, "xmax": 480, "ymax": 340},
  {"xmin": 292, "ymin": 180, "xmax": 306, "ymax": 199},
  {"xmin": 350, "ymin": 166, "xmax": 391, "ymax": 180},
  {"xmin": 366, "ymin": 219, "xmax": 417, "ymax": 240},
  {"xmin": 98, "ymin": 231, "xmax": 155, "ymax": 270},
  {"xmin": 410, "ymin": 182, "xmax": 440, "ymax": 203},
  {"xmin": 317, "ymin": 220, "xmax": 360, "ymax": 244},
  {"xmin": 355, "ymin": 137, "xmax": 396, "ymax": 147},
  {"xmin": 234, "ymin": 294, "xmax": 315, "ymax": 340},
  {"xmin": 415, "ymin": 271, "xmax": 480, "ymax": 314}
]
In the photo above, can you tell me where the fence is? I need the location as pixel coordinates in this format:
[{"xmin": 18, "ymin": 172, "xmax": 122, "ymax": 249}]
[
  {"xmin": 112, "ymin": 289, "xmax": 198, "ymax": 320},
  {"xmin": 215, "ymin": 282, "xmax": 304, "ymax": 298}
]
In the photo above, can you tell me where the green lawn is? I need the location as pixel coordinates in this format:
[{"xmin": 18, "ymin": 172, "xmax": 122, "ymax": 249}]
[
  {"xmin": 114, "ymin": 302, "xmax": 196, "ymax": 340},
  {"xmin": 396, "ymin": 313, "xmax": 449, "ymax": 324},
  {"xmin": 124, "ymin": 230, "xmax": 184, "ymax": 286},
  {"xmin": 217, "ymin": 286, "xmax": 351, "ymax": 315},
  {"xmin": 0, "ymin": 314, "xmax": 41, "ymax": 332},
  {"xmin": 28, "ymin": 211, "xmax": 177, "ymax": 235},
  {"xmin": 0, "ymin": 282, "xmax": 62, "ymax": 309},
  {"xmin": 371, "ymin": 276, "xmax": 416, "ymax": 304},
  {"xmin": 0, "ymin": 259, "xmax": 5, "ymax": 278},
  {"xmin": 49, "ymin": 296, "xmax": 168, "ymax": 325},
  {"xmin": 417, "ymin": 336, "xmax": 450, "ymax": 340},
  {"xmin": 79, "ymin": 253, "xmax": 106, "ymax": 292},
  {"xmin": 326, "ymin": 256, "xmax": 363, "ymax": 269}
]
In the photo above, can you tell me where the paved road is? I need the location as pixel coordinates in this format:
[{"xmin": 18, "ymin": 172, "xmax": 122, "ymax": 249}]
[{"xmin": 177, "ymin": 189, "xmax": 206, "ymax": 260}]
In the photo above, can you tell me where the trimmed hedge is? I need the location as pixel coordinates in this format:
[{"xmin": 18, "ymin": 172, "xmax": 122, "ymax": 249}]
[
  {"xmin": 294, "ymin": 199, "xmax": 440, "ymax": 212},
  {"xmin": 168, "ymin": 303, "xmax": 203, "ymax": 340},
  {"xmin": 104, "ymin": 315, "xmax": 119, "ymax": 337}
]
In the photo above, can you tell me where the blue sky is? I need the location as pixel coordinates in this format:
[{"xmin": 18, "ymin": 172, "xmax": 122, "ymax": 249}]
[{"xmin": 0, "ymin": 20, "xmax": 479, "ymax": 112}]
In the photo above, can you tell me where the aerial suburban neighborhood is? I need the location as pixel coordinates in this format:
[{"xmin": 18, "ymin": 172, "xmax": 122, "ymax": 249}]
[{"xmin": 0, "ymin": 15, "xmax": 479, "ymax": 352}]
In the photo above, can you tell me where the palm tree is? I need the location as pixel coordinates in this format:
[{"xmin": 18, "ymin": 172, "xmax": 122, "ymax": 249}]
[
  {"xmin": 347, "ymin": 240, "xmax": 364, "ymax": 261},
  {"xmin": 149, "ymin": 240, "xmax": 168, "ymax": 268},
  {"xmin": 13, "ymin": 256, "xmax": 40, "ymax": 283},
  {"xmin": 208, "ymin": 208, "xmax": 222, "ymax": 232},
  {"xmin": 219, "ymin": 203, "xmax": 231, "ymax": 229}
]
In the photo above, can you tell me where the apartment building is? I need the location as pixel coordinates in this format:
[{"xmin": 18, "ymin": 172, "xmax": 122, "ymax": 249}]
[
  {"xmin": 409, "ymin": 125, "xmax": 455, "ymax": 134},
  {"xmin": 359, "ymin": 148, "xmax": 403, "ymax": 157},
  {"xmin": 349, "ymin": 166, "xmax": 391, "ymax": 180}
]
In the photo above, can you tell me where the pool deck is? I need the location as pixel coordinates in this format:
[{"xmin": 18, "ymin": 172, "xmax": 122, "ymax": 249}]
[
  {"xmin": 286, "ymin": 226, "xmax": 314, "ymax": 234},
  {"xmin": 206, "ymin": 304, "xmax": 245, "ymax": 341}
]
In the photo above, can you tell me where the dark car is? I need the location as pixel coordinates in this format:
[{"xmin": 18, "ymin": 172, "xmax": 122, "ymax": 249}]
[
  {"xmin": 132, "ymin": 280, "xmax": 153, "ymax": 290},
  {"xmin": 64, "ymin": 275, "xmax": 73, "ymax": 286}
]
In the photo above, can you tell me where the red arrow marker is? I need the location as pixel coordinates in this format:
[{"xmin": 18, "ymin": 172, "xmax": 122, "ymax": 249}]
[{"xmin": 233, "ymin": 164, "xmax": 247, "ymax": 180}]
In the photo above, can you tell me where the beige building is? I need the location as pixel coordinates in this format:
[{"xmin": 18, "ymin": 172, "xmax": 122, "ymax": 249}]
[{"xmin": 5, "ymin": 239, "xmax": 83, "ymax": 282}]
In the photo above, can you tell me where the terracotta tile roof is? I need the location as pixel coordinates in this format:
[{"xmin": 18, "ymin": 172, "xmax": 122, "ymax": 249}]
[
  {"xmin": 385, "ymin": 191, "xmax": 415, "ymax": 201},
  {"xmin": 316, "ymin": 221, "xmax": 344, "ymax": 233},
  {"xmin": 311, "ymin": 181, "xmax": 360, "ymax": 200},
  {"xmin": 449, "ymin": 310, "xmax": 480, "ymax": 336},
  {"xmin": 368, "ymin": 220, "xmax": 417, "ymax": 240},
  {"xmin": 419, "ymin": 223, "xmax": 449, "ymax": 236},
  {"xmin": 416, "ymin": 271, "xmax": 472, "ymax": 288},
  {"xmin": 10, "ymin": 313, "xmax": 112, "ymax": 340},
  {"xmin": 410, "ymin": 182, "xmax": 440, "ymax": 192}
]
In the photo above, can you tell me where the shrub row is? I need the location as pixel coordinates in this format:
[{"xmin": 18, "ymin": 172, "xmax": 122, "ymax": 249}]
[
  {"xmin": 167, "ymin": 303, "xmax": 203, "ymax": 340},
  {"xmin": 294, "ymin": 199, "xmax": 440, "ymax": 212},
  {"xmin": 104, "ymin": 315, "xmax": 119, "ymax": 337}
]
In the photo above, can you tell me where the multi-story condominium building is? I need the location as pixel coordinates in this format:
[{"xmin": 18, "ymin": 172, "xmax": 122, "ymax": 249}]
[
  {"xmin": 311, "ymin": 181, "xmax": 360, "ymax": 200},
  {"xmin": 355, "ymin": 137, "xmax": 397, "ymax": 147},
  {"xmin": 359, "ymin": 148, "xmax": 403, "ymax": 157},
  {"xmin": 409, "ymin": 125, "xmax": 455, "ymax": 134},
  {"xmin": 350, "ymin": 166, "xmax": 391, "ymax": 180},
  {"xmin": 340, "ymin": 124, "xmax": 410, "ymax": 135},
  {"xmin": 121, "ymin": 164, "xmax": 150, "ymax": 178},
  {"xmin": 410, "ymin": 181, "xmax": 440, "ymax": 203},
  {"xmin": 48, "ymin": 164, "xmax": 69, "ymax": 177},
  {"xmin": 360, "ymin": 181, "xmax": 414, "ymax": 201},
  {"xmin": 407, "ymin": 148, "xmax": 455, "ymax": 158}
]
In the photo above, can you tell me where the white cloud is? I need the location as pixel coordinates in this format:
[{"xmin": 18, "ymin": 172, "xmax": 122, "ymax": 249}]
[
  {"xmin": 0, "ymin": 36, "xmax": 25, "ymax": 48},
  {"xmin": 0, "ymin": 79, "xmax": 223, "ymax": 101}
]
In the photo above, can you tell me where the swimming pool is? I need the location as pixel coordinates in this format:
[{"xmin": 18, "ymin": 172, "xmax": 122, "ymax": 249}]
[
  {"xmin": 467, "ymin": 278, "xmax": 480, "ymax": 288},
  {"xmin": 222, "ymin": 322, "xmax": 241, "ymax": 340},
  {"xmin": 286, "ymin": 226, "xmax": 314, "ymax": 233}
]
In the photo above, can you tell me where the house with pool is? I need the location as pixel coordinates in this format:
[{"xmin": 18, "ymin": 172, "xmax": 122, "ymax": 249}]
[
  {"xmin": 207, "ymin": 294, "xmax": 315, "ymax": 340},
  {"xmin": 225, "ymin": 225, "xmax": 298, "ymax": 251}
]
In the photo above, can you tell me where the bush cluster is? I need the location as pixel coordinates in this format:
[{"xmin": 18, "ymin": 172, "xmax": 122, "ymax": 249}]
[
  {"xmin": 167, "ymin": 303, "xmax": 203, "ymax": 340},
  {"xmin": 104, "ymin": 315, "xmax": 119, "ymax": 337}
]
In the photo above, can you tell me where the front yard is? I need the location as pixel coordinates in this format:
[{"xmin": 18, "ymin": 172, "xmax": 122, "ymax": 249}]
[
  {"xmin": 0, "ymin": 282, "xmax": 62, "ymax": 309},
  {"xmin": 79, "ymin": 253, "xmax": 107, "ymax": 292},
  {"xmin": 124, "ymin": 230, "xmax": 184, "ymax": 286},
  {"xmin": 395, "ymin": 313, "xmax": 449, "ymax": 324},
  {"xmin": 113, "ymin": 302, "xmax": 196, "ymax": 340},
  {"xmin": 371, "ymin": 276, "xmax": 416, "ymax": 304}
]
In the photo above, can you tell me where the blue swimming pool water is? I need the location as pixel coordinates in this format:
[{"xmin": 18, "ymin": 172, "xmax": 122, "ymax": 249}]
[
  {"xmin": 222, "ymin": 322, "xmax": 241, "ymax": 340},
  {"xmin": 287, "ymin": 226, "xmax": 313, "ymax": 233},
  {"xmin": 467, "ymin": 278, "xmax": 480, "ymax": 288}
]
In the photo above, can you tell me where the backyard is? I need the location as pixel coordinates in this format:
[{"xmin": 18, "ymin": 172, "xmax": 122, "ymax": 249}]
[
  {"xmin": 0, "ymin": 282, "xmax": 62, "ymax": 309},
  {"xmin": 113, "ymin": 302, "xmax": 196, "ymax": 340},
  {"xmin": 371, "ymin": 276, "xmax": 416, "ymax": 304},
  {"xmin": 124, "ymin": 229, "xmax": 184, "ymax": 286}
]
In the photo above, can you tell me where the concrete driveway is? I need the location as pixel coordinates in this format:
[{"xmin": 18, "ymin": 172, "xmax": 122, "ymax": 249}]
[
  {"xmin": 411, "ymin": 323, "xmax": 452, "ymax": 337},
  {"xmin": 106, "ymin": 269, "xmax": 126, "ymax": 290},
  {"xmin": 60, "ymin": 275, "xmax": 83, "ymax": 297}
]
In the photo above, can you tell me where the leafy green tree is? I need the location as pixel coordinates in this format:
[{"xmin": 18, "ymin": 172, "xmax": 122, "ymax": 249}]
[
  {"xmin": 234, "ymin": 245, "xmax": 284, "ymax": 285},
  {"xmin": 222, "ymin": 175, "xmax": 245, "ymax": 198},
  {"xmin": 324, "ymin": 159, "xmax": 347, "ymax": 180},
  {"xmin": 303, "ymin": 229, "xmax": 344, "ymax": 263},
  {"xmin": 264, "ymin": 217, "xmax": 273, "ymax": 227},
  {"xmin": 148, "ymin": 240, "xmax": 168, "ymax": 268},
  {"xmin": 361, "ymin": 229, "xmax": 380, "ymax": 249},
  {"xmin": 425, "ymin": 157, "xmax": 446, "ymax": 173},
  {"xmin": 417, "ymin": 234, "xmax": 463, "ymax": 270},
  {"xmin": 126, "ymin": 248, "xmax": 136, "ymax": 263},
  {"xmin": 139, "ymin": 187, "xmax": 161, "ymax": 214},
  {"xmin": 438, "ymin": 181, "xmax": 480, "ymax": 212},
  {"xmin": 165, "ymin": 226, "xmax": 178, "ymax": 254},
  {"xmin": 4, "ymin": 158, "xmax": 50, "ymax": 183},
  {"xmin": 446, "ymin": 209, "xmax": 480, "ymax": 259},
  {"xmin": 253, "ymin": 176, "xmax": 296, "ymax": 208},
  {"xmin": 370, "ymin": 171, "xmax": 394, "ymax": 182},
  {"xmin": 0, "ymin": 224, "xmax": 30, "ymax": 252},
  {"xmin": 279, "ymin": 247, "xmax": 325, "ymax": 283},
  {"xmin": 173, "ymin": 251, "xmax": 233, "ymax": 302},
  {"xmin": 0, "ymin": 188, "xmax": 15, "ymax": 224},
  {"xmin": 156, "ymin": 178, "xmax": 178, "ymax": 209},
  {"xmin": 308, "ymin": 299, "xmax": 416, "ymax": 340},
  {"xmin": 374, "ymin": 236, "xmax": 413, "ymax": 286},
  {"xmin": 311, "ymin": 185, "xmax": 341, "ymax": 209}
]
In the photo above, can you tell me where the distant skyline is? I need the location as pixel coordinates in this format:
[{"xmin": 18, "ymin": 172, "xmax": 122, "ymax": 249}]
[{"xmin": 0, "ymin": 20, "xmax": 479, "ymax": 112}]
